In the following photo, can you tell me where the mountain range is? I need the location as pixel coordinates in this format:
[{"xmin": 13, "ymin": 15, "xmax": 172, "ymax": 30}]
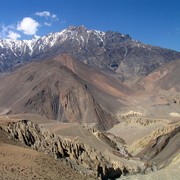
[
  {"xmin": 1, "ymin": 26, "xmax": 180, "ymax": 80},
  {"xmin": 0, "ymin": 26, "xmax": 180, "ymax": 179}
]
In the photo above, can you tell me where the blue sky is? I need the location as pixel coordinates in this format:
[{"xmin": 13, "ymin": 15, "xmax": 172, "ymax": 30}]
[{"xmin": 0, "ymin": 0, "xmax": 179, "ymax": 51}]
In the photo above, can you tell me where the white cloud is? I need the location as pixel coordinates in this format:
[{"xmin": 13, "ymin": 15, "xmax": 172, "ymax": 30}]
[
  {"xmin": 35, "ymin": 11, "xmax": 51, "ymax": 18},
  {"xmin": 35, "ymin": 11, "xmax": 58, "ymax": 20},
  {"xmin": 7, "ymin": 31, "xmax": 21, "ymax": 40},
  {"xmin": 44, "ymin": 22, "xmax": 51, "ymax": 26},
  {"xmin": 52, "ymin": 14, "xmax": 57, "ymax": 18},
  {"xmin": 2, "ymin": 25, "xmax": 9, "ymax": 33},
  {"xmin": 17, "ymin": 17, "xmax": 39, "ymax": 35},
  {"xmin": 1, "ymin": 24, "xmax": 15, "ymax": 33},
  {"xmin": 52, "ymin": 14, "xmax": 59, "ymax": 21},
  {"xmin": 0, "ymin": 25, "xmax": 8, "ymax": 38},
  {"xmin": 0, "ymin": 24, "xmax": 18, "ymax": 39}
]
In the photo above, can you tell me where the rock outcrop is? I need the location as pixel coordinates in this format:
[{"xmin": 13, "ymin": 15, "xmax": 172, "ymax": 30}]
[
  {"xmin": 0, "ymin": 120, "xmax": 124, "ymax": 179},
  {"xmin": 137, "ymin": 126, "xmax": 180, "ymax": 169}
]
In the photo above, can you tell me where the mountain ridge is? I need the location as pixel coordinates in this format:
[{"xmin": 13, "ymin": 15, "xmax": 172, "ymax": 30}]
[{"xmin": 1, "ymin": 25, "xmax": 180, "ymax": 80}]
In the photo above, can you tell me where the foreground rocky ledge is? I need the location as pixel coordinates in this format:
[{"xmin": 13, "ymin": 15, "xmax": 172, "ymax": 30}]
[
  {"xmin": 1, "ymin": 118, "xmax": 178, "ymax": 179},
  {"xmin": 0, "ymin": 120, "xmax": 127, "ymax": 179}
]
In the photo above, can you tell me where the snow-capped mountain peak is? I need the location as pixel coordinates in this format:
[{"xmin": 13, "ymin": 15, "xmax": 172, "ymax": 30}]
[{"xmin": 0, "ymin": 25, "xmax": 179, "ymax": 78}]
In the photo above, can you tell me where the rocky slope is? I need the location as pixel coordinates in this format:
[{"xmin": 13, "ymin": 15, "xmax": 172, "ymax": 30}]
[
  {"xmin": 0, "ymin": 120, "xmax": 129, "ymax": 179},
  {"xmin": 0, "ymin": 26, "xmax": 180, "ymax": 80},
  {"xmin": 137, "ymin": 126, "xmax": 180, "ymax": 168},
  {"xmin": 0, "ymin": 55, "xmax": 119, "ymax": 130},
  {"xmin": 120, "ymin": 154, "xmax": 180, "ymax": 180},
  {"xmin": 109, "ymin": 113, "xmax": 180, "ymax": 174},
  {"xmin": 1, "ymin": 116, "xmax": 179, "ymax": 179},
  {"xmin": 138, "ymin": 60, "xmax": 180, "ymax": 93},
  {"xmin": 0, "ymin": 137, "xmax": 87, "ymax": 180}
]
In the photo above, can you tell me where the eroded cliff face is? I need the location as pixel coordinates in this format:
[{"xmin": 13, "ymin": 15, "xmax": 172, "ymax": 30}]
[
  {"xmin": 136, "ymin": 126, "xmax": 180, "ymax": 169},
  {"xmin": 0, "ymin": 120, "xmax": 124, "ymax": 179}
]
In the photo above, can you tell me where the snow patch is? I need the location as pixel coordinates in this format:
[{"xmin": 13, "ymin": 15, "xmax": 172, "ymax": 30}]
[{"xmin": 169, "ymin": 112, "xmax": 180, "ymax": 117}]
